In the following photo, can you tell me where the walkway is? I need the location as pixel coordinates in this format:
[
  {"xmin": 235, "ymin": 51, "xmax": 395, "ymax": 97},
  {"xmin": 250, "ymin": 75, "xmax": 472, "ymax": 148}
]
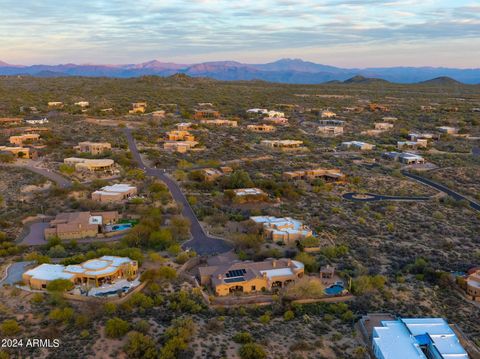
[{"xmin": 124, "ymin": 129, "xmax": 232, "ymax": 255}]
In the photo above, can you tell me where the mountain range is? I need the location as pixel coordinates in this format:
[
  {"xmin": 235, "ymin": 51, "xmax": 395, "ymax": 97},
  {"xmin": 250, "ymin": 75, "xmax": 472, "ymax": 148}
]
[{"xmin": 1, "ymin": 58, "xmax": 479, "ymax": 84}]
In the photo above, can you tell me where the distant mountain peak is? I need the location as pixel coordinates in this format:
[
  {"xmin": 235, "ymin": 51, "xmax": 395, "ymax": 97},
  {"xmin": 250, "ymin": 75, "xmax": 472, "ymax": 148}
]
[
  {"xmin": 343, "ymin": 75, "xmax": 389, "ymax": 84},
  {"xmin": 420, "ymin": 76, "xmax": 462, "ymax": 85}
]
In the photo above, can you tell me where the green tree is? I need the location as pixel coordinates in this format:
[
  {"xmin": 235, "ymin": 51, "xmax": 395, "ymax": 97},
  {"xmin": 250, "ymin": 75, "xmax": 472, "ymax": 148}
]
[
  {"xmin": 233, "ymin": 331, "xmax": 253, "ymax": 344},
  {"xmin": 46, "ymin": 279, "xmax": 74, "ymax": 292},
  {"xmin": 105, "ymin": 317, "xmax": 130, "ymax": 338},
  {"xmin": 239, "ymin": 343, "xmax": 267, "ymax": 359},
  {"xmin": 124, "ymin": 331, "xmax": 157, "ymax": 359},
  {"xmin": 1, "ymin": 319, "xmax": 20, "ymax": 336}
]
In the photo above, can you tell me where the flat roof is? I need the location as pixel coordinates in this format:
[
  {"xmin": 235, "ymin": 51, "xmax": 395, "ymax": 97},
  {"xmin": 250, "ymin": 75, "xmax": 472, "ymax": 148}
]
[{"xmin": 373, "ymin": 318, "xmax": 469, "ymax": 359}]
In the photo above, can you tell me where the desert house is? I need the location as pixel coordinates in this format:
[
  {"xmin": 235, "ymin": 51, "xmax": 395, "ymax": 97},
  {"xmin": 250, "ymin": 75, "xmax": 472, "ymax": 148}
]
[
  {"xmin": 48, "ymin": 101, "xmax": 63, "ymax": 107},
  {"xmin": 163, "ymin": 141, "xmax": 199, "ymax": 153},
  {"xmin": 247, "ymin": 124, "xmax": 275, "ymax": 132},
  {"xmin": 231, "ymin": 188, "xmax": 268, "ymax": 203},
  {"xmin": 44, "ymin": 211, "xmax": 119, "ymax": 240},
  {"xmin": 129, "ymin": 102, "xmax": 147, "ymax": 114},
  {"xmin": 260, "ymin": 139, "xmax": 305, "ymax": 151},
  {"xmin": 321, "ymin": 110, "xmax": 337, "ymax": 118},
  {"xmin": 0, "ymin": 146, "xmax": 35, "ymax": 159},
  {"xmin": 198, "ymin": 258, "xmax": 304, "ymax": 296},
  {"xmin": 340, "ymin": 141, "xmax": 375, "ymax": 151},
  {"xmin": 92, "ymin": 183, "xmax": 137, "ymax": 203},
  {"xmin": 397, "ymin": 139, "xmax": 428, "ymax": 150},
  {"xmin": 371, "ymin": 318, "xmax": 468, "ymax": 359},
  {"xmin": 64, "ymin": 157, "xmax": 115, "ymax": 172},
  {"xmin": 200, "ymin": 119, "xmax": 238, "ymax": 127},
  {"xmin": 201, "ymin": 167, "xmax": 232, "ymax": 182},
  {"xmin": 75, "ymin": 141, "xmax": 112, "ymax": 155},
  {"xmin": 194, "ymin": 109, "xmax": 221, "ymax": 120},
  {"xmin": 176, "ymin": 122, "xmax": 192, "ymax": 130},
  {"xmin": 74, "ymin": 101, "xmax": 89, "ymax": 108},
  {"xmin": 382, "ymin": 152, "xmax": 425, "ymax": 165},
  {"xmin": 437, "ymin": 126, "xmax": 459, "ymax": 134},
  {"xmin": 166, "ymin": 130, "xmax": 195, "ymax": 141},
  {"xmin": 9, "ymin": 133, "xmax": 40, "ymax": 146},
  {"xmin": 283, "ymin": 168, "xmax": 345, "ymax": 182},
  {"xmin": 464, "ymin": 268, "xmax": 480, "ymax": 301},
  {"xmin": 25, "ymin": 117, "xmax": 48, "ymax": 125},
  {"xmin": 265, "ymin": 116, "xmax": 289, "ymax": 125},
  {"xmin": 374, "ymin": 122, "xmax": 394, "ymax": 130},
  {"xmin": 0, "ymin": 118, "xmax": 23, "ymax": 126},
  {"xmin": 23, "ymin": 256, "xmax": 138, "ymax": 290},
  {"xmin": 250, "ymin": 216, "xmax": 313, "ymax": 245}
]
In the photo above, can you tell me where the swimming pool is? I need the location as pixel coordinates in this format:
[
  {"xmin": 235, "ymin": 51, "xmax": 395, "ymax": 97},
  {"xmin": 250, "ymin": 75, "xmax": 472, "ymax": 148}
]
[
  {"xmin": 94, "ymin": 286, "xmax": 129, "ymax": 297},
  {"xmin": 108, "ymin": 223, "xmax": 132, "ymax": 232},
  {"xmin": 324, "ymin": 284, "xmax": 345, "ymax": 296}
]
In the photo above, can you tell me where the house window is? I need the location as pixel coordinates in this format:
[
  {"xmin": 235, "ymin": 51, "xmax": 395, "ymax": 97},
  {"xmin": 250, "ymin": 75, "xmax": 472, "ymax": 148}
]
[
  {"xmin": 42, "ymin": 284, "xmax": 46, "ymax": 288},
  {"xmin": 251, "ymin": 286, "xmax": 256, "ymax": 291}
]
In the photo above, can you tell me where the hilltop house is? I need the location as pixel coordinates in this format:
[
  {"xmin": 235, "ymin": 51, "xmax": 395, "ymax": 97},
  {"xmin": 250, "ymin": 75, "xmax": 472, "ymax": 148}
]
[
  {"xmin": 265, "ymin": 116, "xmax": 289, "ymax": 125},
  {"xmin": 25, "ymin": 117, "xmax": 48, "ymax": 125},
  {"xmin": 374, "ymin": 122, "xmax": 394, "ymax": 130},
  {"xmin": 74, "ymin": 101, "xmax": 89, "ymax": 108},
  {"xmin": 44, "ymin": 211, "xmax": 119, "ymax": 240},
  {"xmin": 198, "ymin": 258, "xmax": 304, "ymax": 296},
  {"xmin": 0, "ymin": 118, "xmax": 23, "ymax": 126},
  {"xmin": 48, "ymin": 101, "xmax": 63, "ymax": 108},
  {"xmin": 176, "ymin": 122, "xmax": 192, "ymax": 130},
  {"xmin": 163, "ymin": 141, "xmax": 198, "ymax": 153},
  {"xmin": 23, "ymin": 256, "xmax": 138, "ymax": 290},
  {"xmin": 250, "ymin": 216, "xmax": 313, "ymax": 245}
]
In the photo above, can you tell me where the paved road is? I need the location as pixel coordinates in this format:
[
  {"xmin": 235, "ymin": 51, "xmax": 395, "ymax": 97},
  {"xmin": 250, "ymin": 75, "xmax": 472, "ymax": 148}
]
[
  {"xmin": 6, "ymin": 161, "xmax": 72, "ymax": 188},
  {"xmin": 343, "ymin": 192, "xmax": 431, "ymax": 202},
  {"xmin": 1, "ymin": 261, "xmax": 33, "ymax": 285},
  {"xmin": 124, "ymin": 129, "xmax": 232, "ymax": 255},
  {"xmin": 402, "ymin": 171, "xmax": 480, "ymax": 212}
]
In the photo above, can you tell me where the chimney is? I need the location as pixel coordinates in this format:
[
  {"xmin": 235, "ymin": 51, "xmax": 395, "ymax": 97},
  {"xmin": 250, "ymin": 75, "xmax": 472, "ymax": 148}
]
[
  {"xmin": 217, "ymin": 274, "xmax": 222, "ymax": 280},
  {"xmin": 287, "ymin": 259, "xmax": 292, "ymax": 267},
  {"xmin": 272, "ymin": 260, "xmax": 276, "ymax": 268}
]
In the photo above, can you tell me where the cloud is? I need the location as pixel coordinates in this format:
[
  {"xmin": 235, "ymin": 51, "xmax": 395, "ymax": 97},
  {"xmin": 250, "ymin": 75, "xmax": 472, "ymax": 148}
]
[{"xmin": 0, "ymin": 0, "xmax": 477, "ymax": 66}]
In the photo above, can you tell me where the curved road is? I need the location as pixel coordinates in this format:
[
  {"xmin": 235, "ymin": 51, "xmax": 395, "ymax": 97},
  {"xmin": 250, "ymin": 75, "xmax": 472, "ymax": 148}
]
[
  {"xmin": 402, "ymin": 171, "xmax": 480, "ymax": 212},
  {"xmin": 5, "ymin": 161, "xmax": 72, "ymax": 188},
  {"xmin": 343, "ymin": 192, "xmax": 431, "ymax": 202},
  {"xmin": 124, "ymin": 129, "xmax": 232, "ymax": 255}
]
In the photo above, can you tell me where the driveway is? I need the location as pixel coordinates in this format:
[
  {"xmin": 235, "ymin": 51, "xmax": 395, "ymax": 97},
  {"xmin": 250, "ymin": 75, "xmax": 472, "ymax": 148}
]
[
  {"xmin": 1, "ymin": 261, "xmax": 33, "ymax": 285},
  {"xmin": 343, "ymin": 192, "xmax": 431, "ymax": 202},
  {"xmin": 7, "ymin": 161, "xmax": 72, "ymax": 189},
  {"xmin": 402, "ymin": 171, "xmax": 480, "ymax": 212},
  {"xmin": 20, "ymin": 221, "xmax": 128, "ymax": 246},
  {"xmin": 124, "ymin": 129, "xmax": 232, "ymax": 255}
]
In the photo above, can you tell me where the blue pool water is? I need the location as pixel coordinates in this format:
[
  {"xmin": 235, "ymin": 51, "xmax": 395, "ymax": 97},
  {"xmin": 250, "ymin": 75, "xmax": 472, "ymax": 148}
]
[
  {"xmin": 110, "ymin": 223, "xmax": 132, "ymax": 231},
  {"xmin": 324, "ymin": 284, "xmax": 345, "ymax": 296}
]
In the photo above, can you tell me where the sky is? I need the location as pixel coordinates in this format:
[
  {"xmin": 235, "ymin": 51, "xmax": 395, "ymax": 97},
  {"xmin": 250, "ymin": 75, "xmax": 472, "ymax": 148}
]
[{"xmin": 0, "ymin": 0, "xmax": 479, "ymax": 68}]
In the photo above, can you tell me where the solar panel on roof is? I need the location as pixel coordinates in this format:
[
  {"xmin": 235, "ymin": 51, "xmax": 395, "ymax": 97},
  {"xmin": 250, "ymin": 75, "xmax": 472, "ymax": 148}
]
[
  {"xmin": 225, "ymin": 269, "xmax": 246, "ymax": 278},
  {"xmin": 224, "ymin": 277, "xmax": 245, "ymax": 283}
]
